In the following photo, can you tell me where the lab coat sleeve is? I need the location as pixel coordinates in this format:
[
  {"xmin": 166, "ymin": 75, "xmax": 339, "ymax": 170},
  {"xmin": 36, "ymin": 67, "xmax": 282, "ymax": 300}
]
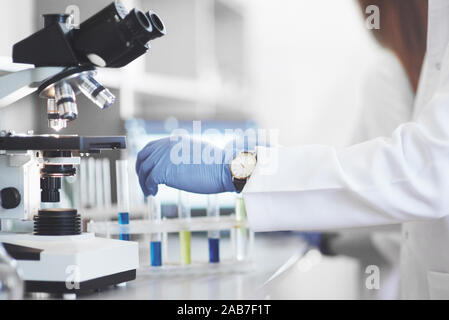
[{"xmin": 243, "ymin": 47, "xmax": 449, "ymax": 232}]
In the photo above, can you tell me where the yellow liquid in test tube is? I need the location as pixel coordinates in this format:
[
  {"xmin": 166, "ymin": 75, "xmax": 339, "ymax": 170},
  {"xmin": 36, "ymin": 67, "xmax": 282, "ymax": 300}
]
[
  {"xmin": 178, "ymin": 191, "xmax": 191, "ymax": 265},
  {"xmin": 179, "ymin": 231, "xmax": 191, "ymax": 265}
]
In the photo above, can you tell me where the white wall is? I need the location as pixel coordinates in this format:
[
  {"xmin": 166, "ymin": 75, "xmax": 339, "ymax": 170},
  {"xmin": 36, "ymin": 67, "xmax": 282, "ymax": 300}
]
[
  {"xmin": 0, "ymin": 0, "xmax": 382, "ymax": 138},
  {"xmin": 0, "ymin": 0, "xmax": 35, "ymax": 57},
  {"xmin": 246, "ymin": 0, "xmax": 379, "ymax": 147},
  {"xmin": 0, "ymin": 0, "xmax": 37, "ymax": 132}
]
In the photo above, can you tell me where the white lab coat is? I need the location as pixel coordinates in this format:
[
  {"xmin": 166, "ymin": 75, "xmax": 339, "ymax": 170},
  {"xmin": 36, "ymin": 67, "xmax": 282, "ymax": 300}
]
[
  {"xmin": 350, "ymin": 48, "xmax": 414, "ymax": 300},
  {"xmin": 243, "ymin": 0, "xmax": 449, "ymax": 299}
]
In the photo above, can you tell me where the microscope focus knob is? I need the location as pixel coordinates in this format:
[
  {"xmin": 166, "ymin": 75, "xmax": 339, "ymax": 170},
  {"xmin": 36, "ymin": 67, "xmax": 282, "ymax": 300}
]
[{"xmin": 1, "ymin": 187, "xmax": 21, "ymax": 209}]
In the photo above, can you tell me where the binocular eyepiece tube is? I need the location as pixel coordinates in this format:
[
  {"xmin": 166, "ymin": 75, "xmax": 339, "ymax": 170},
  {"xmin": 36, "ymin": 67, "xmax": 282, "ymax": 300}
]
[
  {"xmin": 74, "ymin": 3, "xmax": 166, "ymax": 68},
  {"xmin": 124, "ymin": 9, "xmax": 166, "ymax": 43}
]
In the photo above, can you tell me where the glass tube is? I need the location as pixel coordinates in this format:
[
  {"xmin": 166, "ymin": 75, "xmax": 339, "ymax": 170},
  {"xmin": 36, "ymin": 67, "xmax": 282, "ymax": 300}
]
[
  {"xmin": 116, "ymin": 160, "xmax": 130, "ymax": 241},
  {"xmin": 178, "ymin": 191, "xmax": 191, "ymax": 265},
  {"xmin": 207, "ymin": 194, "xmax": 220, "ymax": 263},
  {"xmin": 162, "ymin": 219, "xmax": 168, "ymax": 264},
  {"xmin": 87, "ymin": 157, "xmax": 96, "ymax": 208},
  {"xmin": 95, "ymin": 159, "xmax": 104, "ymax": 209},
  {"xmin": 102, "ymin": 158, "xmax": 112, "ymax": 208},
  {"xmin": 148, "ymin": 196, "xmax": 162, "ymax": 267},
  {"xmin": 79, "ymin": 159, "xmax": 88, "ymax": 209},
  {"xmin": 234, "ymin": 196, "xmax": 247, "ymax": 261}
]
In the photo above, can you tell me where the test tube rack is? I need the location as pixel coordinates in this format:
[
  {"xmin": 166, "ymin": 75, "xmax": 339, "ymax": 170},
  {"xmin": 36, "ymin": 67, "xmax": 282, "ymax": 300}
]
[
  {"xmin": 87, "ymin": 214, "xmax": 255, "ymax": 275},
  {"xmin": 81, "ymin": 159, "xmax": 254, "ymax": 275},
  {"xmin": 88, "ymin": 214, "xmax": 245, "ymax": 234}
]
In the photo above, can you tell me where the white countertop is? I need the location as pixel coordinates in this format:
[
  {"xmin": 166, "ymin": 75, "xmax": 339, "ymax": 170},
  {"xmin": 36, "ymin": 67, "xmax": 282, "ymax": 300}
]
[{"xmin": 78, "ymin": 232, "xmax": 310, "ymax": 300}]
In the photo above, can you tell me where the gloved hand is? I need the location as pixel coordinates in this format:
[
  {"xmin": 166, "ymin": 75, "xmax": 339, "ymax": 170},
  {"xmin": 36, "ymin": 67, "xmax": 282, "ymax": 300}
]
[{"xmin": 136, "ymin": 136, "xmax": 236, "ymax": 196}]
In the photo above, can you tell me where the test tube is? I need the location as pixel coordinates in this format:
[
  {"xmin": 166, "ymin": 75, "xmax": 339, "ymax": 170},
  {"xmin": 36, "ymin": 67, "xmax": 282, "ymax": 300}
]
[
  {"xmin": 162, "ymin": 219, "xmax": 169, "ymax": 263},
  {"xmin": 234, "ymin": 196, "xmax": 247, "ymax": 261},
  {"xmin": 102, "ymin": 158, "xmax": 112, "ymax": 208},
  {"xmin": 178, "ymin": 191, "xmax": 191, "ymax": 265},
  {"xmin": 207, "ymin": 194, "xmax": 220, "ymax": 263},
  {"xmin": 79, "ymin": 159, "xmax": 88, "ymax": 209},
  {"xmin": 95, "ymin": 159, "xmax": 104, "ymax": 209},
  {"xmin": 116, "ymin": 160, "xmax": 130, "ymax": 241},
  {"xmin": 87, "ymin": 157, "xmax": 96, "ymax": 208},
  {"xmin": 148, "ymin": 196, "xmax": 162, "ymax": 267}
]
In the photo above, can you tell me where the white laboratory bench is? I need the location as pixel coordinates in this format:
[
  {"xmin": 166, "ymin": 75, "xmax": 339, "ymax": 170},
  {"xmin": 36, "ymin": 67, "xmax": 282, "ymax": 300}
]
[{"xmin": 68, "ymin": 232, "xmax": 360, "ymax": 300}]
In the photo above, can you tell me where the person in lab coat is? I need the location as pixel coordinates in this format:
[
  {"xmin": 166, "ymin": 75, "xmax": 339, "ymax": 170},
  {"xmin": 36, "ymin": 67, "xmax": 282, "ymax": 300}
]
[
  {"xmin": 327, "ymin": 0, "xmax": 428, "ymax": 300},
  {"xmin": 136, "ymin": 0, "xmax": 449, "ymax": 299},
  {"xmin": 327, "ymin": 0, "xmax": 431, "ymax": 299}
]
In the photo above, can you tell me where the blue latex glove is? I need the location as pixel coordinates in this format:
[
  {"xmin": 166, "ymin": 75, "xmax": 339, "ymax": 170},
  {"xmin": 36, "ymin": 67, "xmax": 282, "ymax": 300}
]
[{"xmin": 136, "ymin": 136, "xmax": 236, "ymax": 196}]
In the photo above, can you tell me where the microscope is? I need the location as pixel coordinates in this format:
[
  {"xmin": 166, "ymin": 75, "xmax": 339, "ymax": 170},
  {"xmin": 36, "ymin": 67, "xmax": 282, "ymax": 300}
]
[{"xmin": 0, "ymin": 1, "xmax": 165, "ymax": 294}]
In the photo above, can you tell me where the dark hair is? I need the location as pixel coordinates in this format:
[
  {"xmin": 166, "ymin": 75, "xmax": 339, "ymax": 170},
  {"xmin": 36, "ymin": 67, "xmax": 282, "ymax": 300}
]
[{"xmin": 357, "ymin": 0, "xmax": 428, "ymax": 92}]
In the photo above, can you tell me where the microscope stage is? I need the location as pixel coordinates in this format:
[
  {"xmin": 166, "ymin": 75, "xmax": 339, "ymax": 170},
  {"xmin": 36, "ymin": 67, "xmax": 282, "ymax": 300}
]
[
  {"xmin": 0, "ymin": 233, "xmax": 138, "ymax": 293},
  {"xmin": 0, "ymin": 134, "xmax": 126, "ymax": 152}
]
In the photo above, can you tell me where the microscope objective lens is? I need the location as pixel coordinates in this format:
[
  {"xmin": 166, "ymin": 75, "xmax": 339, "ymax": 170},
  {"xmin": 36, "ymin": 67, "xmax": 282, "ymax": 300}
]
[
  {"xmin": 77, "ymin": 75, "xmax": 115, "ymax": 109},
  {"xmin": 55, "ymin": 82, "xmax": 78, "ymax": 121}
]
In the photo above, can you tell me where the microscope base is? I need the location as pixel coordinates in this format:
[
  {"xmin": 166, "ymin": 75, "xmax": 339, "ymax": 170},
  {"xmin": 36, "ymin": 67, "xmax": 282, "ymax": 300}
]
[
  {"xmin": 24, "ymin": 269, "xmax": 136, "ymax": 294},
  {"xmin": 0, "ymin": 233, "xmax": 138, "ymax": 294}
]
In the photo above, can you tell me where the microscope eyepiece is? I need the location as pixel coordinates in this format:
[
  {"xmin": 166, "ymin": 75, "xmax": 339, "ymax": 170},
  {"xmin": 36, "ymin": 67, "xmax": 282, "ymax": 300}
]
[
  {"xmin": 122, "ymin": 9, "xmax": 153, "ymax": 39},
  {"xmin": 145, "ymin": 11, "xmax": 166, "ymax": 41}
]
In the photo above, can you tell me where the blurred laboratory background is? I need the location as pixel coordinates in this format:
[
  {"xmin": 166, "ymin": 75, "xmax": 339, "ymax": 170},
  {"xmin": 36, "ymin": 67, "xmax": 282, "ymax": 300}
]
[{"xmin": 0, "ymin": 0, "xmax": 402, "ymax": 299}]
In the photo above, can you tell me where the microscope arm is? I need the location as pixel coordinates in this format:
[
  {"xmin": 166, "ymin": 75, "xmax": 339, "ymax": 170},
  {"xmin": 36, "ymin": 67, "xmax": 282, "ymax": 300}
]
[{"xmin": 0, "ymin": 66, "xmax": 64, "ymax": 109}]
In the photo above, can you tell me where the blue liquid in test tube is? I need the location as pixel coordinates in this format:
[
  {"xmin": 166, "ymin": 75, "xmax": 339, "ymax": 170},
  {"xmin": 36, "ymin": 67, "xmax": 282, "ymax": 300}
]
[
  {"xmin": 148, "ymin": 196, "xmax": 162, "ymax": 266},
  {"xmin": 207, "ymin": 194, "xmax": 220, "ymax": 263},
  {"xmin": 116, "ymin": 160, "xmax": 130, "ymax": 241},
  {"xmin": 150, "ymin": 242, "xmax": 162, "ymax": 266},
  {"xmin": 118, "ymin": 212, "xmax": 130, "ymax": 241}
]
